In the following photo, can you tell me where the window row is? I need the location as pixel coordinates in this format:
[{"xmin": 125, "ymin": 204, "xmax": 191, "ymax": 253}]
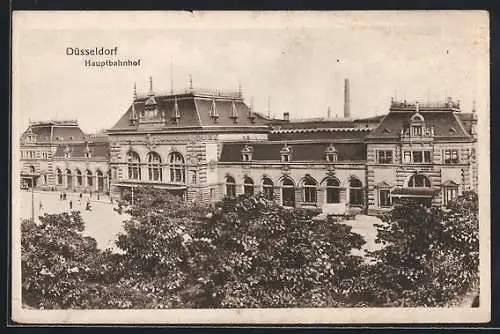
[
  {"xmin": 225, "ymin": 176, "xmax": 364, "ymax": 207},
  {"xmin": 21, "ymin": 150, "xmax": 37, "ymax": 159},
  {"xmin": 376, "ymin": 149, "xmax": 461, "ymax": 164},
  {"xmin": 55, "ymin": 168, "xmax": 108, "ymax": 187},
  {"xmin": 127, "ymin": 151, "xmax": 185, "ymax": 182},
  {"xmin": 241, "ymin": 144, "xmax": 339, "ymax": 162}
]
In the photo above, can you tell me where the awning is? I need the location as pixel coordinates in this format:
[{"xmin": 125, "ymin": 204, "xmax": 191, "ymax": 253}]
[{"xmin": 390, "ymin": 187, "xmax": 440, "ymax": 198}]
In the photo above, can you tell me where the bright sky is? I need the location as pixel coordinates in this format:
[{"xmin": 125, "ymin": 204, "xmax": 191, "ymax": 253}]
[{"xmin": 13, "ymin": 11, "xmax": 489, "ymax": 134}]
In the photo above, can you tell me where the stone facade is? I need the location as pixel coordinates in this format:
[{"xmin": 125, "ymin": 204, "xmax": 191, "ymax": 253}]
[{"xmin": 20, "ymin": 86, "xmax": 478, "ymax": 213}]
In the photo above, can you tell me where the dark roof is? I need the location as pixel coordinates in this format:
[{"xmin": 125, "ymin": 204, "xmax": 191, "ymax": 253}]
[
  {"xmin": 456, "ymin": 113, "xmax": 475, "ymax": 135},
  {"xmin": 110, "ymin": 93, "xmax": 271, "ymax": 131},
  {"xmin": 54, "ymin": 142, "xmax": 109, "ymax": 158},
  {"xmin": 26, "ymin": 124, "xmax": 86, "ymax": 142},
  {"xmin": 220, "ymin": 142, "xmax": 366, "ymax": 162},
  {"xmin": 268, "ymin": 129, "xmax": 370, "ymax": 141},
  {"xmin": 367, "ymin": 111, "xmax": 470, "ymax": 140}
]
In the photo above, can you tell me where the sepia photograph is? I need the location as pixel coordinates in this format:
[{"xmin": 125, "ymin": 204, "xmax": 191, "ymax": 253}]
[{"xmin": 11, "ymin": 11, "xmax": 490, "ymax": 324}]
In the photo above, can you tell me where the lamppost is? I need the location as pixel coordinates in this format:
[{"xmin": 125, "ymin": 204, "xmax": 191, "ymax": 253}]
[
  {"xmin": 131, "ymin": 185, "xmax": 134, "ymax": 206},
  {"xmin": 31, "ymin": 175, "xmax": 35, "ymax": 223}
]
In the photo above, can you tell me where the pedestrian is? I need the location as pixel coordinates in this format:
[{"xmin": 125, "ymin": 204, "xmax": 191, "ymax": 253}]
[
  {"xmin": 90, "ymin": 190, "xmax": 93, "ymax": 198},
  {"xmin": 69, "ymin": 200, "xmax": 73, "ymax": 210},
  {"xmin": 39, "ymin": 201, "xmax": 43, "ymax": 212},
  {"xmin": 80, "ymin": 192, "xmax": 83, "ymax": 200},
  {"xmin": 97, "ymin": 193, "xmax": 100, "ymax": 200},
  {"xmin": 59, "ymin": 193, "xmax": 62, "ymax": 201}
]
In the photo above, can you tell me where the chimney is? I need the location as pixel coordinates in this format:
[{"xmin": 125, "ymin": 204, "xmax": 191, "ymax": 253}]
[
  {"xmin": 327, "ymin": 106, "xmax": 332, "ymax": 119},
  {"xmin": 344, "ymin": 78, "xmax": 351, "ymax": 118},
  {"xmin": 283, "ymin": 112, "xmax": 290, "ymax": 122}
]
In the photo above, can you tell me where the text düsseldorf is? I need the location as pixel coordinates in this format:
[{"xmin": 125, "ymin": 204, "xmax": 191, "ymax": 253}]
[{"xmin": 66, "ymin": 47, "xmax": 119, "ymax": 56}]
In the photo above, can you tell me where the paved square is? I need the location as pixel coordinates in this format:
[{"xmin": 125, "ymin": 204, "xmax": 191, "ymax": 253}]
[
  {"xmin": 20, "ymin": 190, "xmax": 383, "ymax": 256},
  {"xmin": 19, "ymin": 190, "xmax": 128, "ymax": 253}
]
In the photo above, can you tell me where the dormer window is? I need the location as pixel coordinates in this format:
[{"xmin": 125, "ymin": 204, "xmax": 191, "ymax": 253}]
[
  {"xmin": 84, "ymin": 142, "xmax": 92, "ymax": 158},
  {"xmin": 412, "ymin": 125, "xmax": 422, "ymax": 136},
  {"xmin": 410, "ymin": 112, "xmax": 425, "ymax": 136},
  {"xmin": 280, "ymin": 145, "xmax": 292, "ymax": 162},
  {"xmin": 241, "ymin": 145, "xmax": 253, "ymax": 161},
  {"xmin": 210, "ymin": 95, "xmax": 219, "ymax": 122},
  {"xmin": 64, "ymin": 144, "xmax": 72, "ymax": 159},
  {"xmin": 325, "ymin": 144, "xmax": 338, "ymax": 162}
]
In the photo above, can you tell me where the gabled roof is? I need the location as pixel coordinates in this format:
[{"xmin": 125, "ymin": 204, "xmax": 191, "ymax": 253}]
[
  {"xmin": 220, "ymin": 142, "xmax": 366, "ymax": 162},
  {"xmin": 366, "ymin": 111, "xmax": 470, "ymax": 140}
]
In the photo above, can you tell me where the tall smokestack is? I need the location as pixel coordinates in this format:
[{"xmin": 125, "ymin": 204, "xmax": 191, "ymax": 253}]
[{"xmin": 344, "ymin": 78, "xmax": 351, "ymax": 118}]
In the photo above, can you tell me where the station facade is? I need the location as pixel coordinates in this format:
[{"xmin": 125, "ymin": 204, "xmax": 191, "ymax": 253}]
[{"xmin": 19, "ymin": 79, "xmax": 478, "ymax": 213}]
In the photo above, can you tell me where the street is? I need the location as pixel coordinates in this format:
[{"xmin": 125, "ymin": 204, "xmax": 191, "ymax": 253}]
[{"xmin": 19, "ymin": 190, "xmax": 128, "ymax": 253}]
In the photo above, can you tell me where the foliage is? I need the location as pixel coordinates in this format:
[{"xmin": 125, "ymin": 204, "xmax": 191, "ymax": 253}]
[
  {"xmin": 352, "ymin": 191, "xmax": 479, "ymax": 307},
  {"xmin": 22, "ymin": 187, "xmax": 479, "ymax": 309},
  {"xmin": 114, "ymin": 191, "xmax": 366, "ymax": 308}
]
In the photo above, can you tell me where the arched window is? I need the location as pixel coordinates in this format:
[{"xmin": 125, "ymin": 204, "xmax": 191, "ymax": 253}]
[
  {"xmin": 147, "ymin": 152, "xmax": 162, "ymax": 181},
  {"xmin": 29, "ymin": 165, "xmax": 35, "ymax": 174},
  {"xmin": 169, "ymin": 152, "xmax": 185, "ymax": 183},
  {"xmin": 127, "ymin": 150, "xmax": 141, "ymax": 180},
  {"xmin": 243, "ymin": 176, "xmax": 254, "ymax": 196},
  {"xmin": 226, "ymin": 176, "xmax": 236, "ymax": 199},
  {"xmin": 86, "ymin": 170, "xmax": 93, "ymax": 187},
  {"xmin": 349, "ymin": 178, "xmax": 363, "ymax": 205},
  {"xmin": 281, "ymin": 177, "xmax": 295, "ymax": 207},
  {"xmin": 262, "ymin": 177, "xmax": 274, "ymax": 200},
  {"xmin": 76, "ymin": 169, "xmax": 82, "ymax": 186},
  {"xmin": 96, "ymin": 169, "xmax": 105, "ymax": 191},
  {"xmin": 326, "ymin": 177, "xmax": 341, "ymax": 203},
  {"xmin": 66, "ymin": 169, "xmax": 72, "ymax": 189},
  {"xmin": 302, "ymin": 176, "xmax": 318, "ymax": 204},
  {"xmin": 408, "ymin": 174, "xmax": 431, "ymax": 187},
  {"xmin": 56, "ymin": 168, "xmax": 63, "ymax": 185}
]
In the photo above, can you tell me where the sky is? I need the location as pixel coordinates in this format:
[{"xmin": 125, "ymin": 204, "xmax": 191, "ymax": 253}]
[{"xmin": 13, "ymin": 11, "xmax": 489, "ymax": 134}]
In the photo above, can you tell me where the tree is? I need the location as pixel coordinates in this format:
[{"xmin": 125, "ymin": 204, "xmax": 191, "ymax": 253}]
[
  {"xmin": 354, "ymin": 192, "xmax": 479, "ymax": 307},
  {"xmin": 183, "ymin": 194, "xmax": 366, "ymax": 308},
  {"xmin": 21, "ymin": 211, "xmax": 157, "ymax": 309},
  {"xmin": 115, "ymin": 189, "xmax": 367, "ymax": 308}
]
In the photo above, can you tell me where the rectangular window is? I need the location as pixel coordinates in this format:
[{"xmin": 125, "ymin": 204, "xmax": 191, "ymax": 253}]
[
  {"xmin": 377, "ymin": 150, "xmax": 393, "ymax": 164},
  {"xmin": 412, "ymin": 126, "xmax": 422, "ymax": 136},
  {"xmin": 424, "ymin": 151, "xmax": 431, "ymax": 163},
  {"xmin": 303, "ymin": 187, "xmax": 317, "ymax": 204},
  {"xmin": 444, "ymin": 149, "xmax": 459, "ymax": 164},
  {"xmin": 443, "ymin": 187, "xmax": 458, "ymax": 206},
  {"xmin": 404, "ymin": 150, "xmax": 432, "ymax": 164},
  {"xmin": 404, "ymin": 151, "xmax": 412, "ymax": 164},
  {"xmin": 413, "ymin": 151, "xmax": 423, "ymax": 163},
  {"xmin": 326, "ymin": 153, "xmax": 337, "ymax": 162},
  {"xmin": 379, "ymin": 189, "xmax": 391, "ymax": 207}
]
